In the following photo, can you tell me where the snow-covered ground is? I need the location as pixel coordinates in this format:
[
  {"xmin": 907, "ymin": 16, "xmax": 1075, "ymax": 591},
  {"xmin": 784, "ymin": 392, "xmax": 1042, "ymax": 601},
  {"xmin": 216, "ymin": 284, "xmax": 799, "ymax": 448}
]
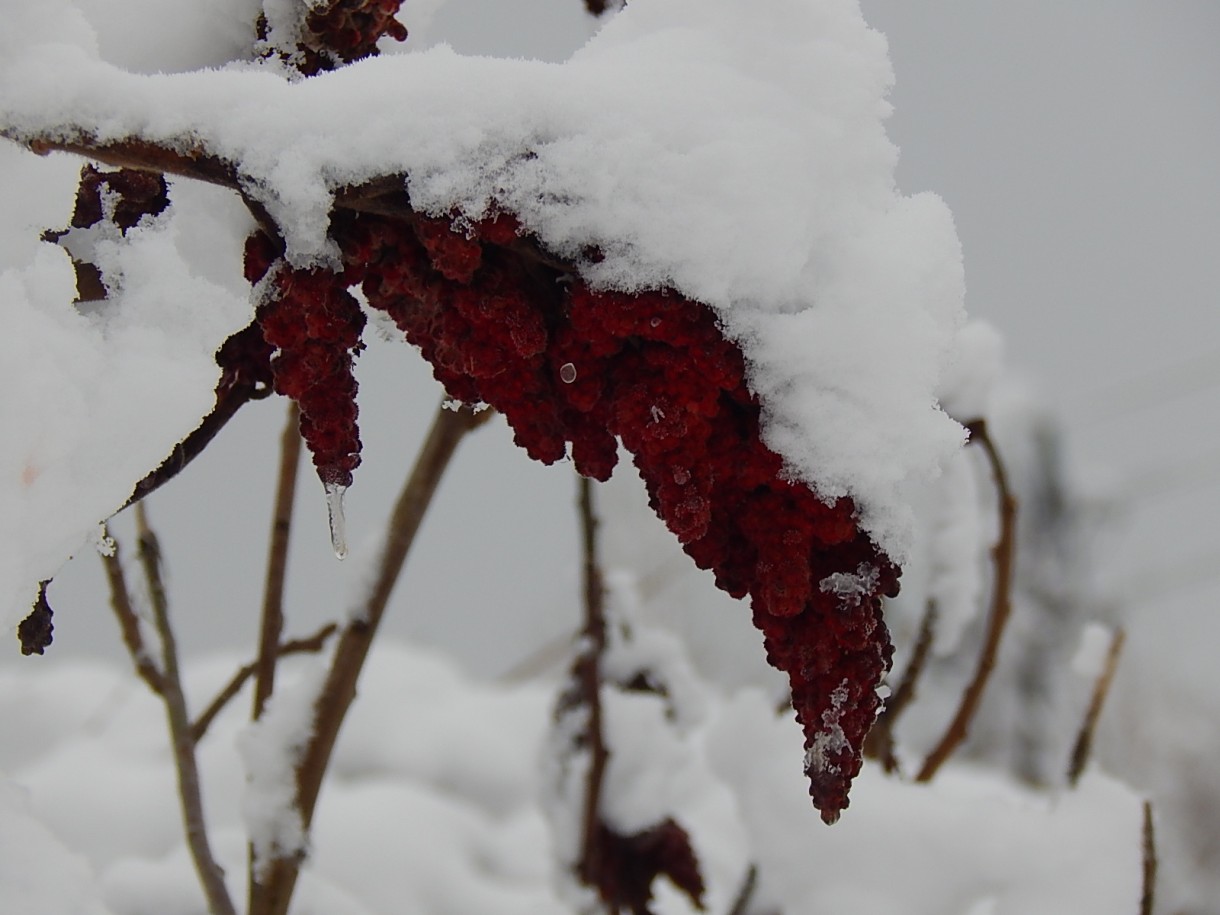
[{"xmin": 0, "ymin": 635, "xmax": 1145, "ymax": 915}]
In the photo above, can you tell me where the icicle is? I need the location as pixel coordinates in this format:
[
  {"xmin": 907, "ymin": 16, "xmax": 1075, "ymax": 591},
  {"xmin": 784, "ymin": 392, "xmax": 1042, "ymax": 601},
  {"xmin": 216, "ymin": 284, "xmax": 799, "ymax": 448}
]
[{"xmin": 324, "ymin": 481, "xmax": 348, "ymax": 560}]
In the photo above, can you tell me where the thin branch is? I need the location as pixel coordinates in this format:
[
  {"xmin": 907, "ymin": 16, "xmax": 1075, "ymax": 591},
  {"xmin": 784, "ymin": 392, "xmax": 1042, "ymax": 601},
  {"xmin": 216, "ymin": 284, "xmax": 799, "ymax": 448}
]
[
  {"xmin": 253, "ymin": 401, "xmax": 303, "ymax": 720},
  {"xmin": 99, "ymin": 530, "xmax": 165, "ymax": 695},
  {"xmin": 1067, "ymin": 626, "xmax": 1126, "ymax": 787},
  {"xmin": 16, "ymin": 131, "xmax": 576, "ymax": 275},
  {"xmin": 249, "ymin": 401, "xmax": 491, "ymax": 915},
  {"xmin": 864, "ymin": 599, "xmax": 938, "ymax": 773},
  {"xmin": 1140, "ymin": 800, "xmax": 1157, "ymax": 915},
  {"xmin": 574, "ymin": 474, "xmax": 610, "ymax": 893},
  {"xmin": 22, "ymin": 135, "xmax": 240, "ymax": 191},
  {"xmin": 916, "ymin": 420, "xmax": 1017, "ymax": 783},
  {"xmin": 191, "ymin": 622, "xmax": 337, "ymax": 745},
  {"xmin": 124, "ymin": 373, "xmax": 270, "ymax": 510},
  {"xmin": 726, "ymin": 864, "xmax": 759, "ymax": 915},
  {"xmin": 134, "ymin": 504, "xmax": 237, "ymax": 915}
]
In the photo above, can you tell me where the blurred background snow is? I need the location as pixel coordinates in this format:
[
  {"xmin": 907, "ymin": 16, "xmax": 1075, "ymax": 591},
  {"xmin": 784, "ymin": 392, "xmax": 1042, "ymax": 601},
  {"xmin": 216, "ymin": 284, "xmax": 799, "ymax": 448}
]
[{"xmin": 1, "ymin": 0, "xmax": 1217, "ymax": 912}]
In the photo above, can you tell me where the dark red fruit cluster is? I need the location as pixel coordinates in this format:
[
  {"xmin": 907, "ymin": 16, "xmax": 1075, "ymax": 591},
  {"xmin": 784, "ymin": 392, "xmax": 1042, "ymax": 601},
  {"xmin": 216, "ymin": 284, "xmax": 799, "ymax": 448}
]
[
  {"xmin": 245, "ymin": 233, "xmax": 366, "ymax": 488},
  {"xmin": 591, "ymin": 819, "xmax": 705, "ymax": 914},
  {"xmin": 42, "ymin": 165, "xmax": 172, "ymax": 304},
  {"xmin": 335, "ymin": 210, "xmax": 897, "ymax": 821},
  {"xmin": 258, "ymin": 0, "xmax": 407, "ymax": 75},
  {"xmin": 63, "ymin": 164, "xmax": 170, "ymax": 233}
]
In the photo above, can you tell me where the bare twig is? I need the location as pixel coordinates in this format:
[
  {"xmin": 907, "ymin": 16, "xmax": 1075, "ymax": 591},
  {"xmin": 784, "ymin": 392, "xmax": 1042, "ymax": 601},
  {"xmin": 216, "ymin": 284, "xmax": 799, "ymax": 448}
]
[
  {"xmin": 191, "ymin": 622, "xmax": 337, "ymax": 745},
  {"xmin": 99, "ymin": 530, "xmax": 165, "ymax": 694},
  {"xmin": 1140, "ymin": 800, "xmax": 1157, "ymax": 915},
  {"xmin": 574, "ymin": 474, "xmax": 610, "ymax": 892},
  {"xmin": 916, "ymin": 420, "xmax": 1017, "ymax": 782},
  {"xmin": 253, "ymin": 401, "xmax": 303, "ymax": 720},
  {"xmin": 134, "ymin": 504, "xmax": 236, "ymax": 915},
  {"xmin": 726, "ymin": 863, "xmax": 759, "ymax": 915},
  {"xmin": 125, "ymin": 368, "xmax": 271, "ymax": 510},
  {"xmin": 1067, "ymin": 626, "xmax": 1126, "ymax": 786},
  {"xmin": 249, "ymin": 401, "xmax": 490, "ymax": 915},
  {"xmin": 865, "ymin": 600, "xmax": 938, "ymax": 773}
]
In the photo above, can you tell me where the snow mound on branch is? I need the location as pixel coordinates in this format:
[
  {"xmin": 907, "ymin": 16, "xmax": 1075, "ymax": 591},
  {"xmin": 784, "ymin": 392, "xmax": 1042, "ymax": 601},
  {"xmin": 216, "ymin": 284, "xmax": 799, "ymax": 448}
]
[
  {"xmin": 0, "ymin": 0, "xmax": 965, "ymax": 563},
  {"xmin": 0, "ymin": 182, "xmax": 253, "ymax": 631}
]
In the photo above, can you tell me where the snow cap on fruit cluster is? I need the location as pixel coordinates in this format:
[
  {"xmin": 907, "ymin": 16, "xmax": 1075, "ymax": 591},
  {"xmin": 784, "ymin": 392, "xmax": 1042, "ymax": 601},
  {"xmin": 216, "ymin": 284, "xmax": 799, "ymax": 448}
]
[{"xmin": 0, "ymin": 0, "xmax": 968, "ymax": 577}]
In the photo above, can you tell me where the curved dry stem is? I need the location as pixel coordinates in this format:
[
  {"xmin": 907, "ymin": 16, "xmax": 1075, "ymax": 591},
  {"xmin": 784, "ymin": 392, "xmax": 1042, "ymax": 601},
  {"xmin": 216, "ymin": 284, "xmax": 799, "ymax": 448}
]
[
  {"xmin": 1066, "ymin": 626, "xmax": 1125, "ymax": 786},
  {"xmin": 135, "ymin": 504, "xmax": 237, "ymax": 915},
  {"xmin": 726, "ymin": 863, "xmax": 760, "ymax": 915},
  {"xmin": 865, "ymin": 599, "xmax": 938, "ymax": 773},
  {"xmin": 916, "ymin": 420, "xmax": 1017, "ymax": 783},
  {"xmin": 248, "ymin": 401, "xmax": 490, "ymax": 915}
]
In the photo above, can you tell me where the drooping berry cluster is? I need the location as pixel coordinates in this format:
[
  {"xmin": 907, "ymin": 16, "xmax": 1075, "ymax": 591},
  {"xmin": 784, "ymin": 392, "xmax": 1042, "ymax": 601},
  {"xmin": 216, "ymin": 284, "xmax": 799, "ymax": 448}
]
[
  {"xmin": 258, "ymin": 0, "xmax": 407, "ymax": 76},
  {"xmin": 63, "ymin": 164, "xmax": 170, "ymax": 234},
  {"xmin": 245, "ymin": 233, "xmax": 366, "ymax": 488},
  {"xmin": 334, "ymin": 209, "xmax": 897, "ymax": 821},
  {"xmin": 43, "ymin": 165, "xmax": 171, "ymax": 302}
]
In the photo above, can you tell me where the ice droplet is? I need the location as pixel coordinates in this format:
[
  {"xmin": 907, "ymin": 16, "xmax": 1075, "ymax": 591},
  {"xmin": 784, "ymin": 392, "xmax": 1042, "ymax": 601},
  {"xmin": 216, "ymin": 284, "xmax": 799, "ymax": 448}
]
[
  {"xmin": 324, "ymin": 482, "xmax": 348, "ymax": 560},
  {"xmin": 559, "ymin": 362, "xmax": 577, "ymax": 384}
]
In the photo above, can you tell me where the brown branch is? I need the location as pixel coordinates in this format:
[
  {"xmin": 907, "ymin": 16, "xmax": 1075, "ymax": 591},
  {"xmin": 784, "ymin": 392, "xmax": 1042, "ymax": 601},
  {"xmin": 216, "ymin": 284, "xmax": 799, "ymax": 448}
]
[
  {"xmin": 22, "ymin": 134, "xmax": 240, "ymax": 191},
  {"xmin": 124, "ymin": 371, "xmax": 270, "ymax": 511},
  {"xmin": 726, "ymin": 864, "xmax": 759, "ymax": 915},
  {"xmin": 1140, "ymin": 800, "xmax": 1157, "ymax": 915},
  {"xmin": 248, "ymin": 401, "xmax": 490, "ymax": 915},
  {"xmin": 864, "ymin": 599, "xmax": 938, "ymax": 773},
  {"xmin": 134, "ymin": 504, "xmax": 236, "ymax": 915},
  {"xmin": 252, "ymin": 402, "xmax": 303, "ymax": 720},
  {"xmin": 191, "ymin": 622, "xmax": 337, "ymax": 745},
  {"xmin": 18, "ymin": 130, "xmax": 575, "ymax": 275},
  {"xmin": 574, "ymin": 474, "xmax": 611, "ymax": 893},
  {"xmin": 916, "ymin": 420, "xmax": 1017, "ymax": 783},
  {"xmin": 99, "ymin": 530, "xmax": 165, "ymax": 694},
  {"xmin": 1067, "ymin": 626, "xmax": 1125, "ymax": 787}
]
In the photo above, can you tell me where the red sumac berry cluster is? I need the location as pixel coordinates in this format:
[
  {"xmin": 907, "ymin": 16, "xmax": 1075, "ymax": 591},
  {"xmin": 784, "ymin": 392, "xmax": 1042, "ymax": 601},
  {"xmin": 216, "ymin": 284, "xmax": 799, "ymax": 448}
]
[
  {"xmin": 245, "ymin": 233, "xmax": 365, "ymax": 488},
  {"xmin": 43, "ymin": 165, "xmax": 171, "ymax": 303},
  {"xmin": 328, "ymin": 208, "xmax": 897, "ymax": 821},
  {"xmin": 63, "ymin": 164, "xmax": 170, "ymax": 234},
  {"xmin": 259, "ymin": 0, "xmax": 408, "ymax": 76}
]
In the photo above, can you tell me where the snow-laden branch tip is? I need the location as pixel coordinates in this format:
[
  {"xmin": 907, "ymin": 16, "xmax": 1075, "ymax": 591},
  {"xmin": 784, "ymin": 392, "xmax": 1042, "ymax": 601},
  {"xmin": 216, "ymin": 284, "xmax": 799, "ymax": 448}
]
[{"xmin": 1, "ymin": 0, "xmax": 967, "ymax": 566}]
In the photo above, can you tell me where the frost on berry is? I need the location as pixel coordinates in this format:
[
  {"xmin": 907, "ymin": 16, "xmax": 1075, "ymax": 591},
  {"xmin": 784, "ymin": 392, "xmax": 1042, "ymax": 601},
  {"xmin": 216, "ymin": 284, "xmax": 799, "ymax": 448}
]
[{"xmin": 336, "ymin": 208, "xmax": 897, "ymax": 821}]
